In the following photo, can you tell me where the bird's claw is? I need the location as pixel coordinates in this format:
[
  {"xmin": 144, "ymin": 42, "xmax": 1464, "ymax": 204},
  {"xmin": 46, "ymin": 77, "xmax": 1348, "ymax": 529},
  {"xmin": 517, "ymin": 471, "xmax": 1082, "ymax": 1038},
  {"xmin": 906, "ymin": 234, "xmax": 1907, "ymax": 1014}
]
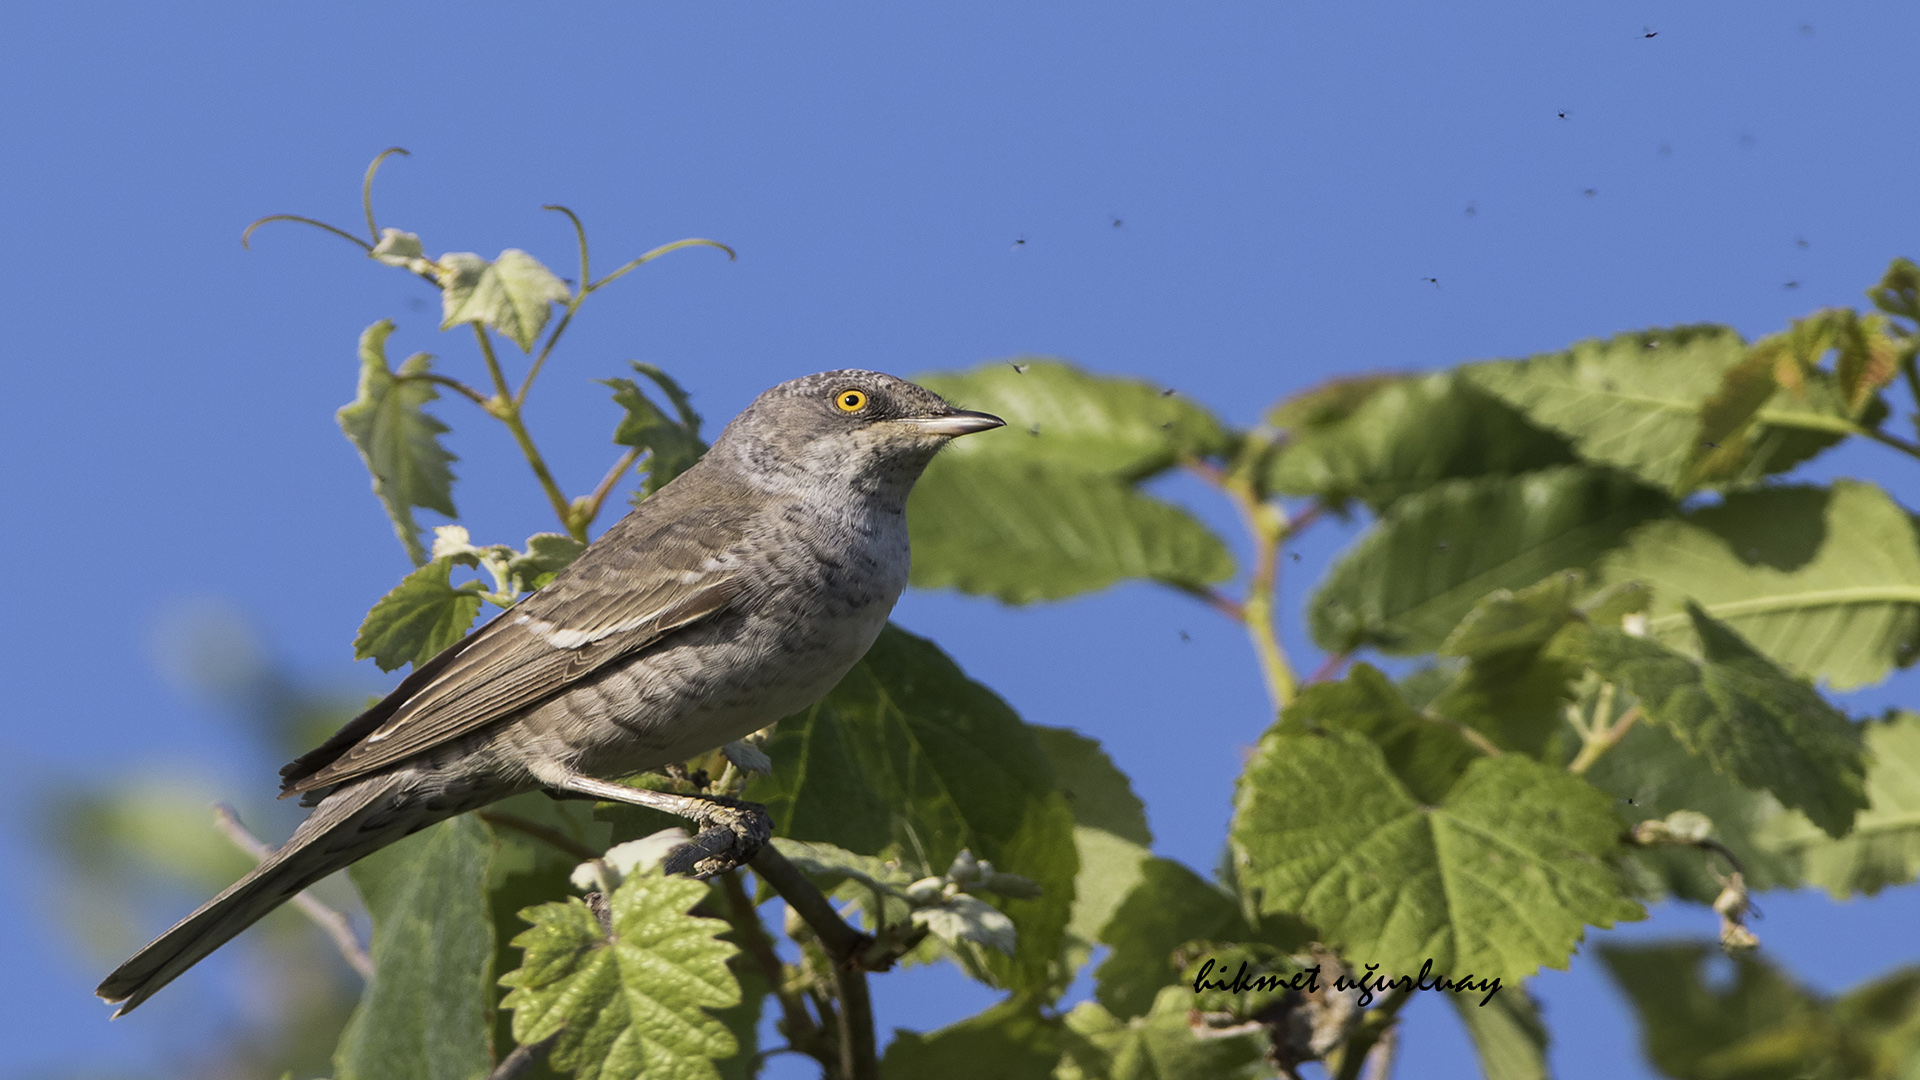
[{"xmin": 663, "ymin": 796, "xmax": 772, "ymax": 879}]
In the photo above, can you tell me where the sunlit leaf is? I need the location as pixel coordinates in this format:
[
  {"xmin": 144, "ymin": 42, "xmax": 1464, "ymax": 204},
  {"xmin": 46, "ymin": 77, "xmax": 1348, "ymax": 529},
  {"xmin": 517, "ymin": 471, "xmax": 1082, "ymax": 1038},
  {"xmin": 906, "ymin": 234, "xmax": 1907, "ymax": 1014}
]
[
  {"xmin": 499, "ymin": 869, "xmax": 740, "ymax": 1080},
  {"xmin": 354, "ymin": 557, "xmax": 485, "ymax": 673},
  {"xmin": 1449, "ymin": 986, "xmax": 1549, "ymax": 1080},
  {"xmin": 1032, "ymin": 726, "xmax": 1152, "ymax": 951},
  {"xmin": 1231, "ymin": 728, "xmax": 1641, "ymax": 982},
  {"xmin": 438, "ymin": 249, "xmax": 573, "ymax": 352},
  {"xmin": 880, "ymin": 998, "xmax": 1065, "ymax": 1080},
  {"xmin": 337, "ymin": 320, "xmax": 458, "ymax": 564},
  {"xmin": 1056, "ymin": 986, "xmax": 1270, "ymax": 1080},
  {"xmin": 1759, "ymin": 712, "xmax": 1920, "ymax": 897},
  {"xmin": 605, "ymin": 362, "xmax": 707, "ymax": 497}
]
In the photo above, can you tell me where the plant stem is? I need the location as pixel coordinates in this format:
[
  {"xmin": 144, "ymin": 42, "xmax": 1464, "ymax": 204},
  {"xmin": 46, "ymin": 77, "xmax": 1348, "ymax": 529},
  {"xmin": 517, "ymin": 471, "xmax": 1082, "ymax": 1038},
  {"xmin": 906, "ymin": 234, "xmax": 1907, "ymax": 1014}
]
[
  {"xmin": 471, "ymin": 325, "xmax": 581, "ymax": 537},
  {"xmin": 514, "ymin": 303, "xmax": 580, "ymax": 408},
  {"xmin": 750, "ymin": 845, "xmax": 878, "ymax": 1080},
  {"xmin": 576, "ymin": 447, "xmax": 643, "ymax": 529},
  {"xmin": 1232, "ymin": 486, "xmax": 1297, "ymax": 710},
  {"xmin": 1756, "ymin": 407, "xmax": 1920, "ymax": 463},
  {"xmin": 393, "ymin": 371, "xmax": 493, "ymax": 408},
  {"xmin": 212, "ymin": 804, "xmax": 374, "ymax": 979},
  {"xmin": 1331, "ymin": 989, "xmax": 1410, "ymax": 1080},
  {"xmin": 1568, "ymin": 704, "xmax": 1641, "ymax": 775},
  {"xmin": 719, "ymin": 870, "xmax": 827, "ymax": 1068}
]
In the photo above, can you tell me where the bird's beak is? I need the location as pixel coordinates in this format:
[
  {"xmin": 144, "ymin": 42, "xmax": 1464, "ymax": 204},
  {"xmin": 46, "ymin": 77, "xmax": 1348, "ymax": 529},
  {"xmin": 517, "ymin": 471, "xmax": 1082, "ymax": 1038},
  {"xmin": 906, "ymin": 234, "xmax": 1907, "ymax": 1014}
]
[{"xmin": 899, "ymin": 410, "xmax": 1006, "ymax": 437}]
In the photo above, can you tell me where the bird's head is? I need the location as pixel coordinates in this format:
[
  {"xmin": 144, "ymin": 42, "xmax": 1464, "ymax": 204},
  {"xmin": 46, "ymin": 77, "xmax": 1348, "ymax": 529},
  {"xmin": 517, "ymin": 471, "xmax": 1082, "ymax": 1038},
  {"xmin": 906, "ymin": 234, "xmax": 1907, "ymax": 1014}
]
[{"xmin": 710, "ymin": 369, "xmax": 1004, "ymax": 503}]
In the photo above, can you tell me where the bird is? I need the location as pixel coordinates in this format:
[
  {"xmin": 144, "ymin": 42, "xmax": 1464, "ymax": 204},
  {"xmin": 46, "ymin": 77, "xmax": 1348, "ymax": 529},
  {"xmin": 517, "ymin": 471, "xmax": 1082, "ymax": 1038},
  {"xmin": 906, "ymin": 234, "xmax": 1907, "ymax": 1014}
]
[{"xmin": 96, "ymin": 370, "xmax": 1004, "ymax": 1017}]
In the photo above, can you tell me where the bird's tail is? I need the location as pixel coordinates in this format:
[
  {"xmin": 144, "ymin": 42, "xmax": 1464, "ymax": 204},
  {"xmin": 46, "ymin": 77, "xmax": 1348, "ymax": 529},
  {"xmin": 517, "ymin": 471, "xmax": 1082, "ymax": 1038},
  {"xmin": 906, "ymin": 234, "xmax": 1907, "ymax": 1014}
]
[{"xmin": 96, "ymin": 772, "xmax": 419, "ymax": 1017}]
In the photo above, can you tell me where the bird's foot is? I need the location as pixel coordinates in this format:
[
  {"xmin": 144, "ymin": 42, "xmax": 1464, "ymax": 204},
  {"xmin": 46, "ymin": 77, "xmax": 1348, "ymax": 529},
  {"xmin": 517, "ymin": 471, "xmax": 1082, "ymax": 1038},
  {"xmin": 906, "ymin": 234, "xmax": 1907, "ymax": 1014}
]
[{"xmin": 662, "ymin": 795, "xmax": 772, "ymax": 879}]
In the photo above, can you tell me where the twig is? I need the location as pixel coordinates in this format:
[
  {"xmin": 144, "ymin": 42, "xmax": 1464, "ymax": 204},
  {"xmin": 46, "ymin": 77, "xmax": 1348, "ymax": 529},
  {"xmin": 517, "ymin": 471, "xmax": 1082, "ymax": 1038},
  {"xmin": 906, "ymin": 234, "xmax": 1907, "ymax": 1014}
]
[
  {"xmin": 750, "ymin": 845, "xmax": 878, "ymax": 1080},
  {"xmin": 211, "ymin": 804, "xmax": 374, "ymax": 979},
  {"xmin": 578, "ymin": 447, "xmax": 643, "ymax": 528},
  {"xmin": 477, "ymin": 811, "xmax": 602, "ymax": 862},
  {"xmin": 1568, "ymin": 704, "xmax": 1641, "ymax": 775},
  {"xmin": 488, "ymin": 1032, "xmax": 559, "ymax": 1080},
  {"xmin": 1306, "ymin": 652, "xmax": 1350, "ymax": 685},
  {"xmin": 392, "ymin": 371, "xmax": 493, "ymax": 409},
  {"xmin": 1173, "ymin": 583, "xmax": 1246, "ymax": 621},
  {"xmin": 719, "ymin": 870, "xmax": 825, "ymax": 1065},
  {"xmin": 471, "ymin": 325, "xmax": 579, "ymax": 537},
  {"xmin": 1331, "ymin": 988, "xmax": 1409, "ymax": 1080}
]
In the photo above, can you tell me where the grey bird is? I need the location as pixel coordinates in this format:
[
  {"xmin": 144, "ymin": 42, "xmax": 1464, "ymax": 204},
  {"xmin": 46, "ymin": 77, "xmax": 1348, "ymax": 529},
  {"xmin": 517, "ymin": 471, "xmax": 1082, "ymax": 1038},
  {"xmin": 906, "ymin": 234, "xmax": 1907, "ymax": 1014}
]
[{"xmin": 97, "ymin": 370, "xmax": 1003, "ymax": 1016}]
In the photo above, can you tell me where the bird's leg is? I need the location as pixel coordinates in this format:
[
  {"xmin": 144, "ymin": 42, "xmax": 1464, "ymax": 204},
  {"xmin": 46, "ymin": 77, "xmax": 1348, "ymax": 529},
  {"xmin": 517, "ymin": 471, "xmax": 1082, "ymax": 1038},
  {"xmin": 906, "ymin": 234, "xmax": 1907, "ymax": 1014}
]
[{"xmin": 549, "ymin": 775, "xmax": 773, "ymax": 879}]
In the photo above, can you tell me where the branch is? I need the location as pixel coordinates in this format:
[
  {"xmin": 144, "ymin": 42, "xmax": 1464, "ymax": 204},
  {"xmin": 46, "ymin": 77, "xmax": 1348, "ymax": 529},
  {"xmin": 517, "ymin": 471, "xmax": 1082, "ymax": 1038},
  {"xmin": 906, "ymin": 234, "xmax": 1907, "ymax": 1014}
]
[
  {"xmin": 1170, "ymin": 582, "xmax": 1246, "ymax": 621},
  {"xmin": 211, "ymin": 804, "xmax": 373, "ymax": 979},
  {"xmin": 392, "ymin": 371, "xmax": 493, "ymax": 408},
  {"xmin": 471, "ymin": 325, "xmax": 580, "ymax": 537},
  {"xmin": 718, "ymin": 870, "xmax": 828, "ymax": 1067},
  {"xmin": 749, "ymin": 845, "xmax": 878, "ymax": 1080},
  {"xmin": 575, "ymin": 447, "xmax": 643, "ymax": 530},
  {"xmin": 486, "ymin": 1033, "xmax": 559, "ymax": 1080},
  {"xmin": 1330, "ymin": 988, "xmax": 1410, "ymax": 1080},
  {"xmin": 1305, "ymin": 651, "xmax": 1350, "ymax": 686},
  {"xmin": 1568, "ymin": 704, "xmax": 1641, "ymax": 775}
]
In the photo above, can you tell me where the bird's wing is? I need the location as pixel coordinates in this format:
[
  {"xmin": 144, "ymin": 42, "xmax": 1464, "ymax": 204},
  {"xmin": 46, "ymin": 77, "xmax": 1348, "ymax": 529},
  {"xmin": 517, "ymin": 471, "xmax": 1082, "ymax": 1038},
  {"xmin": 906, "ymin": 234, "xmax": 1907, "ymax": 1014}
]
[{"xmin": 280, "ymin": 502, "xmax": 752, "ymax": 796}]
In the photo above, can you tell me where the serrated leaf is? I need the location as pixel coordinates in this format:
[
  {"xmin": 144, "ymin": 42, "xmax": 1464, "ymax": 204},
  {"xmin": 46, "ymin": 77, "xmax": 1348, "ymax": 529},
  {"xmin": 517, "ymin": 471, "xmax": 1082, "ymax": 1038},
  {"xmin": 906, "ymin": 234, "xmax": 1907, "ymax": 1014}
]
[
  {"xmin": 1032, "ymin": 727, "xmax": 1152, "ymax": 949},
  {"xmin": 1265, "ymin": 371, "xmax": 1576, "ymax": 508},
  {"xmin": 772, "ymin": 837, "xmax": 912, "ymax": 895},
  {"xmin": 1599, "ymin": 942, "xmax": 1840, "ymax": 1080},
  {"xmin": 1593, "ymin": 481, "xmax": 1920, "ymax": 690},
  {"xmin": 337, "ymin": 320, "xmax": 458, "ymax": 564},
  {"xmin": 1094, "ymin": 858, "xmax": 1306, "ymax": 1020},
  {"xmin": 1583, "ymin": 721, "xmax": 1802, "ymax": 902},
  {"xmin": 371, "ymin": 228, "xmax": 431, "ymax": 274},
  {"xmin": 908, "ymin": 459, "xmax": 1233, "ymax": 603},
  {"xmin": 879, "ymin": 998, "xmax": 1065, "ymax": 1080},
  {"xmin": 336, "ymin": 814, "xmax": 496, "ymax": 1080},
  {"xmin": 507, "ymin": 533, "xmax": 586, "ymax": 592},
  {"xmin": 914, "ymin": 894, "xmax": 1019, "ymax": 954},
  {"xmin": 1282, "ymin": 662, "xmax": 1483, "ymax": 803},
  {"xmin": 1869, "ymin": 257, "xmax": 1920, "ymax": 326},
  {"xmin": 1310, "ymin": 466, "xmax": 1670, "ymax": 655},
  {"xmin": 1057, "ymin": 986, "xmax": 1271, "ymax": 1080},
  {"xmin": 1231, "ymin": 728, "xmax": 1642, "ymax": 983},
  {"xmin": 499, "ymin": 869, "xmax": 740, "ymax": 1080},
  {"xmin": 914, "ymin": 359, "xmax": 1233, "ymax": 479},
  {"xmin": 1579, "ymin": 602, "xmax": 1867, "ymax": 838},
  {"xmin": 605, "ymin": 363, "xmax": 707, "ymax": 497},
  {"xmin": 1759, "ymin": 712, "xmax": 1920, "ymax": 897},
  {"xmin": 439, "ymin": 249, "xmax": 573, "ymax": 352},
  {"xmin": 1449, "ymin": 986, "xmax": 1549, "ymax": 1080},
  {"xmin": 354, "ymin": 558, "xmax": 484, "ymax": 672},
  {"xmin": 1464, "ymin": 326, "xmax": 1750, "ymax": 490},
  {"xmin": 747, "ymin": 625, "xmax": 1076, "ymax": 996}
]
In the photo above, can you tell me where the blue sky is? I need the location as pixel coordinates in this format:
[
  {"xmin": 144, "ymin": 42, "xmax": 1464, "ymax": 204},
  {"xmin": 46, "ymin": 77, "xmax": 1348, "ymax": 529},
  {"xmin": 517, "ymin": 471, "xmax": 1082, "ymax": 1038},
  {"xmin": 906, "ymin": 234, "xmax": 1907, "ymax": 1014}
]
[{"xmin": 4, "ymin": 3, "xmax": 1918, "ymax": 1076}]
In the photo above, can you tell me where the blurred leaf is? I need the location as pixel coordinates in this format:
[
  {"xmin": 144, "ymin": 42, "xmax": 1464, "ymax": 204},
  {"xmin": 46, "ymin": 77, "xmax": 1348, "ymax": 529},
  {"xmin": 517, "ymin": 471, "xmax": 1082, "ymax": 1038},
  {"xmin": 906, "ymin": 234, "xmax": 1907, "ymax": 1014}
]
[
  {"xmin": 1057, "ymin": 986, "xmax": 1271, "ymax": 1080},
  {"xmin": 1094, "ymin": 857, "xmax": 1306, "ymax": 1020},
  {"xmin": 1868, "ymin": 257, "xmax": 1920, "ymax": 327},
  {"xmin": 1440, "ymin": 571, "xmax": 1585, "ymax": 658},
  {"xmin": 500, "ymin": 869, "xmax": 740, "ymax": 1080},
  {"xmin": 1593, "ymin": 482, "xmax": 1920, "ymax": 691},
  {"xmin": 908, "ymin": 458, "xmax": 1233, "ymax": 603},
  {"xmin": 1281, "ymin": 662, "xmax": 1483, "ymax": 804},
  {"xmin": 336, "ymin": 814, "xmax": 496, "ymax": 1080},
  {"xmin": 507, "ymin": 532, "xmax": 587, "ymax": 592},
  {"xmin": 1449, "ymin": 986, "xmax": 1550, "ymax": 1080},
  {"xmin": 605, "ymin": 362, "xmax": 707, "ymax": 497},
  {"xmin": 1759, "ymin": 712, "xmax": 1920, "ymax": 897},
  {"xmin": 1310, "ymin": 466, "xmax": 1669, "ymax": 654},
  {"xmin": 1578, "ymin": 603, "xmax": 1868, "ymax": 838},
  {"xmin": 337, "ymin": 320, "xmax": 458, "ymax": 564},
  {"xmin": 880, "ymin": 997, "xmax": 1065, "ymax": 1080},
  {"xmin": 354, "ymin": 557, "xmax": 484, "ymax": 673},
  {"xmin": 1832, "ymin": 966, "xmax": 1920, "ymax": 1078},
  {"xmin": 914, "ymin": 359, "xmax": 1233, "ymax": 479},
  {"xmin": 914, "ymin": 894, "xmax": 1019, "ymax": 954},
  {"xmin": 438, "ymin": 249, "xmax": 572, "ymax": 352},
  {"xmin": 1031, "ymin": 726, "xmax": 1153, "ymax": 949},
  {"xmin": 1599, "ymin": 942, "xmax": 1846, "ymax": 1080},
  {"xmin": 748, "ymin": 625, "xmax": 1077, "ymax": 996},
  {"xmin": 371, "ymin": 228, "xmax": 431, "ymax": 274},
  {"xmin": 1231, "ymin": 728, "xmax": 1641, "ymax": 983},
  {"xmin": 1265, "ymin": 371, "xmax": 1576, "ymax": 508},
  {"xmin": 1584, "ymin": 721, "xmax": 1802, "ymax": 902}
]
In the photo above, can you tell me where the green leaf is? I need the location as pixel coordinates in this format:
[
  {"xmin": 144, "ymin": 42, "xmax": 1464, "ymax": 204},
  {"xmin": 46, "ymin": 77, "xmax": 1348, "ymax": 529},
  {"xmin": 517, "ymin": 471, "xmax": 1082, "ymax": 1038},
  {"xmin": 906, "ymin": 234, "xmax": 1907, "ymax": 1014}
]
[
  {"xmin": 908, "ymin": 459, "xmax": 1233, "ymax": 603},
  {"xmin": 1584, "ymin": 721, "xmax": 1802, "ymax": 902},
  {"xmin": 1593, "ymin": 482, "xmax": 1920, "ymax": 691},
  {"xmin": 913, "ymin": 359, "xmax": 1234, "ymax": 479},
  {"xmin": 1057, "ymin": 986, "xmax": 1271, "ymax": 1080},
  {"xmin": 1094, "ymin": 857, "xmax": 1306, "ymax": 1020},
  {"xmin": 1231, "ymin": 728, "xmax": 1642, "ymax": 983},
  {"xmin": 1265, "ymin": 371, "xmax": 1576, "ymax": 508},
  {"xmin": 337, "ymin": 320, "xmax": 459, "ymax": 564},
  {"xmin": 1282, "ymin": 662, "xmax": 1483, "ymax": 803},
  {"xmin": 371, "ymin": 228, "xmax": 431, "ymax": 274},
  {"xmin": 1598, "ymin": 942, "xmax": 1842, "ymax": 1080},
  {"xmin": 880, "ymin": 998, "xmax": 1065, "ymax": 1080},
  {"xmin": 336, "ymin": 814, "xmax": 496, "ymax": 1080},
  {"xmin": 1759, "ymin": 711, "xmax": 1920, "ymax": 897},
  {"xmin": 747, "ymin": 625, "xmax": 1077, "ymax": 996},
  {"xmin": 1578, "ymin": 602, "xmax": 1868, "ymax": 838},
  {"xmin": 605, "ymin": 363, "xmax": 708, "ymax": 497},
  {"xmin": 438, "ymin": 250, "xmax": 573, "ymax": 352},
  {"xmin": 354, "ymin": 557, "xmax": 484, "ymax": 673},
  {"xmin": 1463, "ymin": 326, "xmax": 1751, "ymax": 492},
  {"xmin": 1439, "ymin": 571, "xmax": 1585, "ymax": 657},
  {"xmin": 1031, "ymin": 727, "xmax": 1152, "ymax": 951},
  {"xmin": 1869, "ymin": 257, "xmax": 1920, "ymax": 327},
  {"xmin": 1449, "ymin": 986, "xmax": 1549, "ymax": 1080},
  {"xmin": 499, "ymin": 869, "xmax": 740, "ymax": 1080},
  {"xmin": 1310, "ymin": 466, "xmax": 1670, "ymax": 654},
  {"xmin": 507, "ymin": 533, "xmax": 587, "ymax": 592}
]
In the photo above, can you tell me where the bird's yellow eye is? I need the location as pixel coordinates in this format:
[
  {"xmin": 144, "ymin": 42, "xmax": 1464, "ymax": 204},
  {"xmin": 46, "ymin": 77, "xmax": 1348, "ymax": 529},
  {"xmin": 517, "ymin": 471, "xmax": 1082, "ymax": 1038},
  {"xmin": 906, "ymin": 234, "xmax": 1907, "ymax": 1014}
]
[{"xmin": 835, "ymin": 389, "xmax": 868, "ymax": 412}]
